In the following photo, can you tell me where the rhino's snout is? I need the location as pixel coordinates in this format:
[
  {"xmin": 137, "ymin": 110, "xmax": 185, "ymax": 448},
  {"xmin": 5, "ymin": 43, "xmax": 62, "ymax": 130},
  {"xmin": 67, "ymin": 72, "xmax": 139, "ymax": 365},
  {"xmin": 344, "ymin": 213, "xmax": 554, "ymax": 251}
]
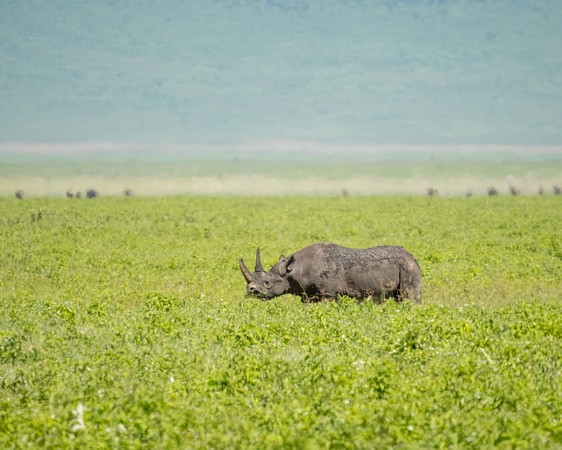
[
  {"xmin": 247, "ymin": 283, "xmax": 265, "ymax": 295},
  {"xmin": 247, "ymin": 284, "xmax": 260, "ymax": 294},
  {"xmin": 247, "ymin": 283, "xmax": 271, "ymax": 300}
]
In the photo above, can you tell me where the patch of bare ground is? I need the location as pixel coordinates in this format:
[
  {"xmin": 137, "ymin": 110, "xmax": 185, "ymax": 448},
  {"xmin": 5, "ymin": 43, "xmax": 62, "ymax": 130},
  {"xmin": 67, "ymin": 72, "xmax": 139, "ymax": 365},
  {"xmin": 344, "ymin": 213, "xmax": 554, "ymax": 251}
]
[{"xmin": 2, "ymin": 173, "xmax": 561, "ymax": 197}]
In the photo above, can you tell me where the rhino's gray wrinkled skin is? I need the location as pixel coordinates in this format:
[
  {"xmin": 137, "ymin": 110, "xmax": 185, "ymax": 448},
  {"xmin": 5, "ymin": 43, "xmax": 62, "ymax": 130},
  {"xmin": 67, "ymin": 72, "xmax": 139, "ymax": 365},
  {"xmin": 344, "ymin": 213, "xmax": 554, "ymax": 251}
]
[{"xmin": 239, "ymin": 243, "xmax": 422, "ymax": 304}]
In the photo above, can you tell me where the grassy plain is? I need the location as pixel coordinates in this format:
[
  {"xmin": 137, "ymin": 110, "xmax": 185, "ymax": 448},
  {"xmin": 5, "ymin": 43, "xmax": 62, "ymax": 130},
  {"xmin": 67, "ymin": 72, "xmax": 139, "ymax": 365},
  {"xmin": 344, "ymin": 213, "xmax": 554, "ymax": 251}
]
[{"xmin": 0, "ymin": 195, "xmax": 561, "ymax": 447}]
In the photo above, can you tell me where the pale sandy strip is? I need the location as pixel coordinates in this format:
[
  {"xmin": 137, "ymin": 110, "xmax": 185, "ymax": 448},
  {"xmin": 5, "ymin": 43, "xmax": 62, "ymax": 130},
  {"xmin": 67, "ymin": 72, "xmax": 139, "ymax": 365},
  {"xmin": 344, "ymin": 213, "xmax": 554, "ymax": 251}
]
[{"xmin": 1, "ymin": 173, "xmax": 560, "ymax": 197}]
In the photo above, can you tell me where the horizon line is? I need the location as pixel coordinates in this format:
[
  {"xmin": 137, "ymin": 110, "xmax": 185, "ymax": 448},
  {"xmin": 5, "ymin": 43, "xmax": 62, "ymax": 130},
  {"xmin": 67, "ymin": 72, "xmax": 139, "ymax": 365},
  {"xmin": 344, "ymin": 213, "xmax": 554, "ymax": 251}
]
[{"xmin": 1, "ymin": 141, "xmax": 562, "ymax": 155}]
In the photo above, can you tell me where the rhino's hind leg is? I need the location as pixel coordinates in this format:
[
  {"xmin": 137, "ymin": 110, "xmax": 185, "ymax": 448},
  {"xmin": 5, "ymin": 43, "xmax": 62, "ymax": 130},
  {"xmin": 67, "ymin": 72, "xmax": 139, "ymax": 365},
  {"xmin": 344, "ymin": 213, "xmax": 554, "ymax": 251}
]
[
  {"xmin": 399, "ymin": 267, "xmax": 423, "ymax": 304},
  {"xmin": 400, "ymin": 286, "xmax": 422, "ymax": 304}
]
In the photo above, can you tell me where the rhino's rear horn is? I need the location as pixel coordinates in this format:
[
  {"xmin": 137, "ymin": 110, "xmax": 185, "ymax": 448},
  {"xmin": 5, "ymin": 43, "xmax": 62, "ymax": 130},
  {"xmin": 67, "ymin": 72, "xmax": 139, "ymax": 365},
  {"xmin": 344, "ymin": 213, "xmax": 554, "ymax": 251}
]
[
  {"xmin": 239, "ymin": 257, "xmax": 252, "ymax": 283},
  {"xmin": 255, "ymin": 247, "xmax": 265, "ymax": 272}
]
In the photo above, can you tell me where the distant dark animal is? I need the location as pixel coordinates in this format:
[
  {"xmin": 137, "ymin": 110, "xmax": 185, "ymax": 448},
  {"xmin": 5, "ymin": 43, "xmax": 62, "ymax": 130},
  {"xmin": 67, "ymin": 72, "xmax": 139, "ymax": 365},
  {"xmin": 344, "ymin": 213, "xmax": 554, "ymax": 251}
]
[
  {"xmin": 239, "ymin": 243, "xmax": 422, "ymax": 304},
  {"xmin": 75, "ymin": 192, "xmax": 82, "ymax": 199},
  {"xmin": 341, "ymin": 188, "xmax": 349, "ymax": 198},
  {"xmin": 554, "ymin": 185, "xmax": 561, "ymax": 195},
  {"xmin": 66, "ymin": 189, "xmax": 74, "ymax": 198},
  {"xmin": 427, "ymin": 188, "xmax": 439, "ymax": 197},
  {"xmin": 510, "ymin": 186, "xmax": 521, "ymax": 196},
  {"xmin": 465, "ymin": 190, "xmax": 473, "ymax": 198},
  {"xmin": 123, "ymin": 188, "xmax": 134, "ymax": 197},
  {"xmin": 15, "ymin": 190, "xmax": 25, "ymax": 199},
  {"xmin": 488, "ymin": 187, "xmax": 499, "ymax": 196},
  {"xmin": 86, "ymin": 189, "xmax": 99, "ymax": 199},
  {"xmin": 538, "ymin": 186, "xmax": 545, "ymax": 196}
]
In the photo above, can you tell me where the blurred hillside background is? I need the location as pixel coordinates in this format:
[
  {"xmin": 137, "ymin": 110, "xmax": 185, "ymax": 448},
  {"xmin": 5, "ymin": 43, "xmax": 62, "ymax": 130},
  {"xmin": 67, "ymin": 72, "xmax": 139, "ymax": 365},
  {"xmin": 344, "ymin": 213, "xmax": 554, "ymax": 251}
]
[{"xmin": 1, "ymin": 1, "xmax": 561, "ymax": 195}]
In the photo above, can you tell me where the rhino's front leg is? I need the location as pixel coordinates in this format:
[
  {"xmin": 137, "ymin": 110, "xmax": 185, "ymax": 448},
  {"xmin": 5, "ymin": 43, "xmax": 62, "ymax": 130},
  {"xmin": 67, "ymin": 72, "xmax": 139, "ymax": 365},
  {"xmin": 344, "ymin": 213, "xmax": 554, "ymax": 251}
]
[{"xmin": 299, "ymin": 294, "xmax": 316, "ymax": 304}]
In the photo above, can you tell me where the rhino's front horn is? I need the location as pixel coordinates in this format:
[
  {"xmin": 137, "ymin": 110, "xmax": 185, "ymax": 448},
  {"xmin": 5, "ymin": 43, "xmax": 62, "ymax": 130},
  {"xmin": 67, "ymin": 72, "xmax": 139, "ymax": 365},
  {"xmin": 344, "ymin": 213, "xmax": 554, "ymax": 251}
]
[
  {"xmin": 255, "ymin": 247, "xmax": 265, "ymax": 273},
  {"xmin": 239, "ymin": 257, "xmax": 252, "ymax": 283}
]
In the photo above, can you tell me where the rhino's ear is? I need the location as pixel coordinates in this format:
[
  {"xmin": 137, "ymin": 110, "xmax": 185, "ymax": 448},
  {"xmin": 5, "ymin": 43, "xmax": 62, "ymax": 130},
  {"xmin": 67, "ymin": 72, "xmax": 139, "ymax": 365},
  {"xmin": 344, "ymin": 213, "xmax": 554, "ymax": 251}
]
[{"xmin": 277, "ymin": 255, "xmax": 294, "ymax": 277}]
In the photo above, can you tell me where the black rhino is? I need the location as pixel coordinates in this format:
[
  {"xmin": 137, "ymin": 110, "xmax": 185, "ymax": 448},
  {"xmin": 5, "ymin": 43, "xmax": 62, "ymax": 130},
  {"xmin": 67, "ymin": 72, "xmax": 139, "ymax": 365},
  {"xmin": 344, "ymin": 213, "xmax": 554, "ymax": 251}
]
[{"xmin": 240, "ymin": 243, "xmax": 422, "ymax": 304}]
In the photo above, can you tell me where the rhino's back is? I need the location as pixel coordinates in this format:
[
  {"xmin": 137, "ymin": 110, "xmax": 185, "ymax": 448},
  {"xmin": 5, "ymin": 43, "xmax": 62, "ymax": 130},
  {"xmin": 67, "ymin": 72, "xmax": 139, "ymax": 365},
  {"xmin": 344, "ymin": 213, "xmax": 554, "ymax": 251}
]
[
  {"xmin": 295, "ymin": 242, "xmax": 418, "ymax": 268},
  {"xmin": 290, "ymin": 242, "xmax": 421, "ymax": 299}
]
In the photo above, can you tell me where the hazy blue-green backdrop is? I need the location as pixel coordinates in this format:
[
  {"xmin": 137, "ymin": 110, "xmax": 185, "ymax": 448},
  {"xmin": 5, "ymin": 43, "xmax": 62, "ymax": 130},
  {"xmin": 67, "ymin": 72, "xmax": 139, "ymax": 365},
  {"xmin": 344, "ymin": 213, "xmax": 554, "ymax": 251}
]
[
  {"xmin": 1, "ymin": 0, "xmax": 562, "ymax": 146},
  {"xmin": 1, "ymin": 1, "xmax": 561, "ymax": 197}
]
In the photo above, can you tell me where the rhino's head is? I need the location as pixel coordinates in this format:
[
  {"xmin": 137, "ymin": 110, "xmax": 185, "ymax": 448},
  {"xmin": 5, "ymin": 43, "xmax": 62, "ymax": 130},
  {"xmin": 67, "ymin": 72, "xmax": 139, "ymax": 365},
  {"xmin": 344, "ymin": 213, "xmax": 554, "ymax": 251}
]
[{"xmin": 239, "ymin": 248, "xmax": 293, "ymax": 300}]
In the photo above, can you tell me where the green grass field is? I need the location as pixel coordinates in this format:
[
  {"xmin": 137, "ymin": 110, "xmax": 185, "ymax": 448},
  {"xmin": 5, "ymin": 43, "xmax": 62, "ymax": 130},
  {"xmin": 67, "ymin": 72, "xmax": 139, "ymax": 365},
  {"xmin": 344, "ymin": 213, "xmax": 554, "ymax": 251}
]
[{"xmin": 1, "ymin": 196, "xmax": 561, "ymax": 447}]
